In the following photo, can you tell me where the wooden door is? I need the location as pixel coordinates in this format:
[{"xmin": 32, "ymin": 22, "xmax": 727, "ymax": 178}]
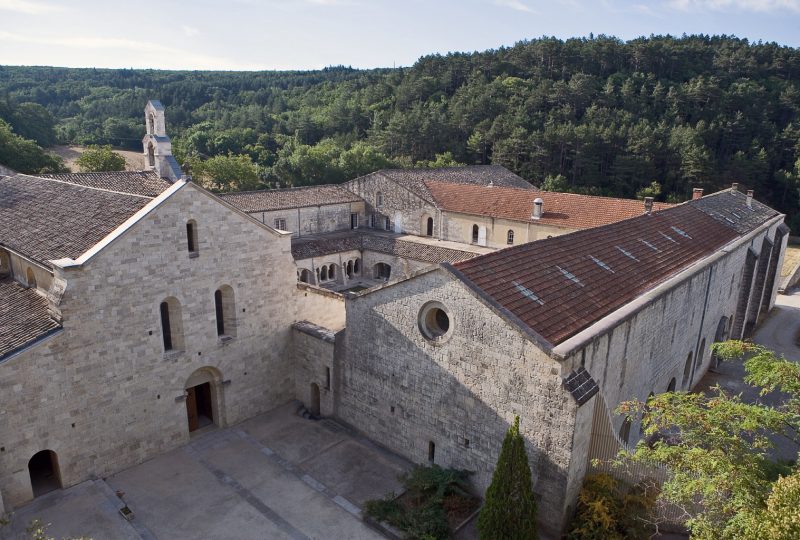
[{"xmin": 186, "ymin": 386, "xmax": 199, "ymax": 432}]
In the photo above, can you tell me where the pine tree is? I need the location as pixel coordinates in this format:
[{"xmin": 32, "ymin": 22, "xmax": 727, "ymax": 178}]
[{"xmin": 477, "ymin": 415, "xmax": 538, "ymax": 539}]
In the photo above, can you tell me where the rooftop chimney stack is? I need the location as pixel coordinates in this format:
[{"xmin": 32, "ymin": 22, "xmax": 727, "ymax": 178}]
[
  {"xmin": 644, "ymin": 197, "xmax": 654, "ymax": 214},
  {"xmin": 692, "ymin": 188, "xmax": 704, "ymax": 200},
  {"xmin": 746, "ymin": 190, "xmax": 754, "ymax": 208},
  {"xmin": 731, "ymin": 183, "xmax": 739, "ymax": 192},
  {"xmin": 532, "ymin": 198, "xmax": 544, "ymax": 220}
]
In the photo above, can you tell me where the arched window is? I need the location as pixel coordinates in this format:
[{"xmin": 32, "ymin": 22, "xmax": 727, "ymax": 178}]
[
  {"xmin": 186, "ymin": 220, "xmax": 199, "ymax": 255},
  {"xmin": 384, "ymin": 217, "xmax": 391, "ymax": 230},
  {"xmin": 26, "ymin": 267, "xmax": 36, "ymax": 288},
  {"xmin": 147, "ymin": 142, "xmax": 155, "ymax": 168},
  {"xmin": 148, "ymin": 113, "xmax": 155, "ymax": 135},
  {"xmin": 428, "ymin": 441, "xmax": 436, "ymax": 462},
  {"xmin": 299, "ymin": 269, "xmax": 312, "ymax": 283},
  {"xmin": 667, "ymin": 377, "xmax": 676, "ymax": 392},
  {"xmin": 354, "ymin": 258, "xmax": 361, "ymax": 274},
  {"xmin": 159, "ymin": 297, "xmax": 184, "ymax": 352},
  {"xmin": 682, "ymin": 352, "xmax": 693, "ymax": 388},
  {"xmin": 374, "ymin": 262, "xmax": 391, "ymax": 280},
  {"xmin": 215, "ymin": 286, "xmax": 236, "ymax": 338},
  {"xmin": 507, "ymin": 230, "xmax": 515, "ymax": 245},
  {"xmin": 376, "ymin": 192, "xmax": 383, "ymax": 207},
  {"xmin": 426, "ymin": 217, "xmax": 434, "ymax": 236},
  {"xmin": 328, "ymin": 264, "xmax": 336, "ymax": 280},
  {"xmin": 619, "ymin": 417, "xmax": 632, "ymax": 446},
  {"xmin": 320, "ymin": 266, "xmax": 328, "ymax": 281},
  {"xmin": 346, "ymin": 260, "xmax": 353, "ymax": 278},
  {"xmin": 472, "ymin": 224, "xmax": 479, "ymax": 243}
]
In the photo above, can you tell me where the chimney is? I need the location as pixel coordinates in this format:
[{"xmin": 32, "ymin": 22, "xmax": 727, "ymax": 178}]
[
  {"xmin": 692, "ymin": 188, "xmax": 703, "ymax": 200},
  {"xmin": 532, "ymin": 198, "xmax": 544, "ymax": 220},
  {"xmin": 731, "ymin": 183, "xmax": 739, "ymax": 192},
  {"xmin": 746, "ymin": 190, "xmax": 753, "ymax": 208},
  {"xmin": 644, "ymin": 197, "xmax": 654, "ymax": 214}
]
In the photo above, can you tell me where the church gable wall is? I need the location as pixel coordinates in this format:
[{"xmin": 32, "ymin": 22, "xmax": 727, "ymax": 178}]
[
  {"xmin": 339, "ymin": 269, "xmax": 578, "ymax": 537},
  {"xmin": 0, "ymin": 185, "xmax": 298, "ymax": 508}
]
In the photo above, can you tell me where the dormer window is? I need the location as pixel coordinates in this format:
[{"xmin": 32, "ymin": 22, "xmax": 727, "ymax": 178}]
[{"xmin": 186, "ymin": 220, "xmax": 199, "ymax": 257}]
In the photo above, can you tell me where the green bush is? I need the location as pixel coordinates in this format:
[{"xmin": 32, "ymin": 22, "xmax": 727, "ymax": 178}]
[{"xmin": 364, "ymin": 464, "xmax": 475, "ymax": 540}]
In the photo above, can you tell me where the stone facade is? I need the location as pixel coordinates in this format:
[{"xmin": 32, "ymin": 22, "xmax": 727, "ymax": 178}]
[
  {"xmin": 247, "ymin": 201, "xmax": 365, "ymax": 238},
  {"xmin": 440, "ymin": 211, "xmax": 574, "ymax": 248},
  {"xmin": 346, "ymin": 173, "xmax": 438, "ymax": 237},
  {"xmin": 0, "ymin": 183, "xmax": 300, "ymax": 507},
  {"xmin": 335, "ymin": 269, "xmax": 579, "ymax": 538}
]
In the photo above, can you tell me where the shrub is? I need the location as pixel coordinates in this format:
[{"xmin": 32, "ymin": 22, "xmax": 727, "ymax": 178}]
[
  {"xmin": 566, "ymin": 473, "xmax": 657, "ymax": 540},
  {"xmin": 477, "ymin": 416, "xmax": 538, "ymax": 540}
]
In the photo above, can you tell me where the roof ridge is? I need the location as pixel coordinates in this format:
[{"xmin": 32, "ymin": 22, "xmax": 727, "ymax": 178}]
[
  {"xmin": 14, "ymin": 174, "xmax": 154, "ymax": 200},
  {"xmin": 221, "ymin": 183, "xmax": 350, "ymax": 196}
]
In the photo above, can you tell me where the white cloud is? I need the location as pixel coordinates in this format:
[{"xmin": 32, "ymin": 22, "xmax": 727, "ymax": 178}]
[
  {"xmin": 182, "ymin": 25, "xmax": 200, "ymax": 37},
  {"xmin": 0, "ymin": 0, "xmax": 63, "ymax": 14},
  {"xmin": 495, "ymin": 0, "xmax": 535, "ymax": 12},
  {"xmin": 668, "ymin": 0, "xmax": 800, "ymax": 12},
  {"xmin": 0, "ymin": 31, "xmax": 264, "ymax": 70}
]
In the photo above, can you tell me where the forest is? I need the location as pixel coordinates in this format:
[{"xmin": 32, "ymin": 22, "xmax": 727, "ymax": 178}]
[{"xmin": 1, "ymin": 34, "xmax": 799, "ymax": 228}]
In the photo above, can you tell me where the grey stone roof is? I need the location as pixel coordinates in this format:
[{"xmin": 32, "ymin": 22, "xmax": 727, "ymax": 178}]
[
  {"xmin": 291, "ymin": 231, "xmax": 478, "ymax": 264},
  {"xmin": 292, "ymin": 320, "xmax": 336, "ymax": 343},
  {"xmin": 688, "ymin": 189, "xmax": 780, "ymax": 235},
  {"xmin": 35, "ymin": 171, "xmax": 171, "ymax": 197},
  {"xmin": 349, "ymin": 165, "xmax": 536, "ymax": 205},
  {"xmin": 148, "ymin": 99, "xmax": 165, "ymax": 111},
  {"xmin": 0, "ymin": 277, "xmax": 61, "ymax": 361},
  {"xmin": 220, "ymin": 185, "xmax": 362, "ymax": 213},
  {"xmin": 0, "ymin": 175, "xmax": 152, "ymax": 266}
]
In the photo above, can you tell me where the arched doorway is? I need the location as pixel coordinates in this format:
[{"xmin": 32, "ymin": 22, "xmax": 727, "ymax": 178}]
[
  {"xmin": 310, "ymin": 383, "xmax": 321, "ymax": 417},
  {"xmin": 185, "ymin": 368, "xmax": 223, "ymax": 433},
  {"xmin": 29, "ymin": 450, "xmax": 61, "ymax": 497}
]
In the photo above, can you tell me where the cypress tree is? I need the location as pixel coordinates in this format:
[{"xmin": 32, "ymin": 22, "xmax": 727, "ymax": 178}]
[{"xmin": 477, "ymin": 415, "xmax": 538, "ymax": 539}]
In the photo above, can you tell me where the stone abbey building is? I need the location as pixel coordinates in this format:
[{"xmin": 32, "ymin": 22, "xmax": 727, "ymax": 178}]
[{"xmin": 0, "ymin": 102, "xmax": 788, "ymax": 537}]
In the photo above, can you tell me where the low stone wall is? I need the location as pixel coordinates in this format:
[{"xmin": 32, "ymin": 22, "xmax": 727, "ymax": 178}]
[
  {"xmin": 292, "ymin": 321, "xmax": 337, "ymax": 416},
  {"xmin": 295, "ymin": 283, "xmax": 346, "ymax": 330}
]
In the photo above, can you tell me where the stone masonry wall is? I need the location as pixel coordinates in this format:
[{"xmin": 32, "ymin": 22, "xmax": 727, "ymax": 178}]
[
  {"xmin": 338, "ymin": 268, "xmax": 579, "ymax": 538},
  {"xmin": 0, "ymin": 184, "xmax": 299, "ymax": 508},
  {"xmin": 248, "ymin": 201, "xmax": 365, "ymax": 238},
  {"xmin": 346, "ymin": 174, "xmax": 437, "ymax": 237},
  {"xmin": 292, "ymin": 323, "xmax": 337, "ymax": 417},
  {"xmin": 562, "ymin": 219, "xmax": 785, "ymax": 508}
]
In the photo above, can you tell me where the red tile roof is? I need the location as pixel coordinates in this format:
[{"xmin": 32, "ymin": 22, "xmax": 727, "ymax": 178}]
[
  {"xmin": 425, "ymin": 181, "xmax": 673, "ymax": 230},
  {"xmin": 450, "ymin": 204, "xmax": 742, "ymax": 347}
]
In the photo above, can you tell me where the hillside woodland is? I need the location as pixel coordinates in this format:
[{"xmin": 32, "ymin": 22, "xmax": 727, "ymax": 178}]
[{"xmin": 1, "ymin": 35, "xmax": 799, "ymax": 227}]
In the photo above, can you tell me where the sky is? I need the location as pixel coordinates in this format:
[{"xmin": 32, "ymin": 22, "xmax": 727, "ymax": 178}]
[{"xmin": 0, "ymin": 0, "xmax": 799, "ymax": 71}]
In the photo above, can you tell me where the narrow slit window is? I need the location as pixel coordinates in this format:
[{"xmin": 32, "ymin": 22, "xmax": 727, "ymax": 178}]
[{"xmin": 160, "ymin": 301, "xmax": 172, "ymax": 351}]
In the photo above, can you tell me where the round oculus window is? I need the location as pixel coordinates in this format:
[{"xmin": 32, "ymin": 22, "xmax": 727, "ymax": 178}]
[{"xmin": 418, "ymin": 302, "xmax": 452, "ymax": 341}]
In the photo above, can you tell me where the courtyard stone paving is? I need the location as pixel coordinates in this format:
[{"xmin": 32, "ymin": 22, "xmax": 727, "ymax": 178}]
[{"xmin": 3, "ymin": 403, "xmax": 410, "ymax": 540}]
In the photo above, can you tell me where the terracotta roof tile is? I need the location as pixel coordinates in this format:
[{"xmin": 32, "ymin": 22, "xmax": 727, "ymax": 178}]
[
  {"xmin": 452, "ymin": 204, "xmax": 743, "ymax": 347},
  {"xmin": 0, "ymin": 175, "xmax": 152, "ymax": 266},
  {"xmin": 219, "ymin": 185, "xmax": 361, "ymax": 212},
  {"xmin": 35, "ymin": 171, "xmax": 171, "ymax": 197},
  {"xmin": 426, "ymin": 181, "xmax": 673, "ymax": 229},
  {"xmin": 0, "ymin": 277, "xmax": 60, "ymax": 360}
]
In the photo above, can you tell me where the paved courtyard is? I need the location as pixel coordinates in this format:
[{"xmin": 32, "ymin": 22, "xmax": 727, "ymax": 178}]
[
  {"xmin": 3, "ymin": 403, "xmax": 411, "ymax": 540},
  {"xmin": 695, "ymin": 288, "xmax": 800, "ymax": 462}
]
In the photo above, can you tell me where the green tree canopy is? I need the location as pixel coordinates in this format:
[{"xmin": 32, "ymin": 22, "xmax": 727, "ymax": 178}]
[
  {"xmin": 620, "ymin": 341, "xmax": 800, "ymax": 540},
  {"xmin": 75, "ymin": 145, "xmax": 126, "ymax": 172},
  {"xmin": 0, "ymin": 119, "xmax": 64, "ymax": 174},
  {"xmin": 478, "ymin": 415, "xmax": 538, "ymax": 539},
  {"xmin": 190, "ymin": 153, "xmax": 261, "ymax": 192}
]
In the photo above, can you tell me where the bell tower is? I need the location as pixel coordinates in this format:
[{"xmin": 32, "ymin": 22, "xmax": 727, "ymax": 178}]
[{"xmin": 142, "ymin": 100, "xmax": 183, "ymax": 182}]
